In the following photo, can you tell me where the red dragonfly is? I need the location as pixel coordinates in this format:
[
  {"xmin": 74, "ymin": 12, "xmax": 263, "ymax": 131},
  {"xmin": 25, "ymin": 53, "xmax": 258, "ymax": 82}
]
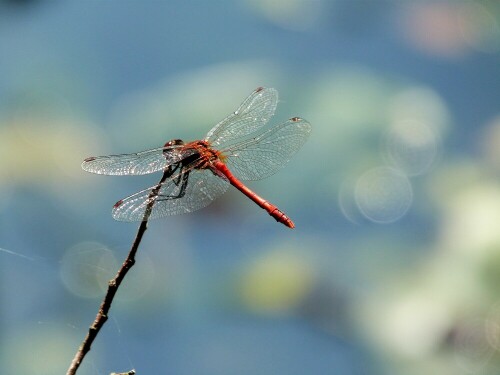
[{"xmin": 82, "ymin": 87, "xmax": 311, "ymax": 228}]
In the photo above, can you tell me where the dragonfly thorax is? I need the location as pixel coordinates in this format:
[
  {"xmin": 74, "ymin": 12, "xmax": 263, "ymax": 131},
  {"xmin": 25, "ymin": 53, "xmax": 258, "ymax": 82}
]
[{"xmin": 180, "ymin": 140, "xmax": 221, "ymax": 170}]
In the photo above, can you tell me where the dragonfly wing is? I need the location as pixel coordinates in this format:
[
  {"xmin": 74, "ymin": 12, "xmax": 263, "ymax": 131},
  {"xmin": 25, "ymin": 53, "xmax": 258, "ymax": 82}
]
[
  {"xmin": 82, "ymin": 146, "xmax": 188, "ymax": 176},
  {"xmin": 112, "ymin": 168, "xmax": 229, "ymax": 221},
  {"xmin": 222, "ymin": 117, "xmax": 311, "ymax": 181},
  {"xmin": 205, "ymin": 87, "xmax": 278, "ymax": 148}
]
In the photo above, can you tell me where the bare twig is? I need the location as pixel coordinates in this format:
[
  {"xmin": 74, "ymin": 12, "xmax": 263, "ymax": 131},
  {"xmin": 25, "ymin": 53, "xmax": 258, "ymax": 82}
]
[
  {"xmin": 111, "ymin": 370, "xmax": 136, "ymax": 375},
  {"xmin": 66, "ymin": 219, "xmax": 148, "ymax": 375},
  {"xmin": 66, "ymin": 169, "xmax": 171, "ymax": 375}
]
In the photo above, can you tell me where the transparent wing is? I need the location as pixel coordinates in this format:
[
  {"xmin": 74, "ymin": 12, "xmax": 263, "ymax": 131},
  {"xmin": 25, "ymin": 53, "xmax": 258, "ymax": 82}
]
[
  {"xmin": 112, "ymin": 167, "xmax": 229, "ymax": 221},
  {"xmin": 204, "ymin": 87, "xmax": 278, "ymax": 148},
  {"xmin": 81, "ymin": 145, "xmax": 189, "ymax": 176},
  {"xmin": 221, "ymin": 117, "xmax": 311, "ymax": 181}
]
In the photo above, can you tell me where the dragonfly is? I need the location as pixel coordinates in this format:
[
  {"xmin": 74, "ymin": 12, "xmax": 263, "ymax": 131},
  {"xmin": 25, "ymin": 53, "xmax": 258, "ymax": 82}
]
[{"xmin": 82, "ymin": 87, "xmax": 311, "ymax": 228}]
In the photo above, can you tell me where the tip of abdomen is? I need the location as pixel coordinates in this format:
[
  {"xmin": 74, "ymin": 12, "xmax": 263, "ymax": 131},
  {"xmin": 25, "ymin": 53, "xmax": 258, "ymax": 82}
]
[{"xmin": 269, "ymin": 208, "xmax": 295, "ymax": 229}]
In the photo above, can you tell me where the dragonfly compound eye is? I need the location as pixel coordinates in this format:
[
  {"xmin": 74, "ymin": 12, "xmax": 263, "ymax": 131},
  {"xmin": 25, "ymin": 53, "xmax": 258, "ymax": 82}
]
[{"xmin": 164, "ymin": 139, "xmax": 184, "ymax": 147}]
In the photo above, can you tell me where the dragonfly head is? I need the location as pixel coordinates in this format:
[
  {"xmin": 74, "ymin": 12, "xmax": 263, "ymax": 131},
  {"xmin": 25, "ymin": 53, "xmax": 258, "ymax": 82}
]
[{"xmin": 164, "ymin": 139, "xmax": 184, "ymax": 148}]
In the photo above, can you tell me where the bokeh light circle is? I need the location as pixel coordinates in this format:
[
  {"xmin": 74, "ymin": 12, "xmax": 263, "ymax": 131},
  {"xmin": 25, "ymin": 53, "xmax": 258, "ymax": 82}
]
[
  {"xmin": 60, "ymin": 241, "xmax": 156, "ymax": 301},
  {"xmin": 485, "ymin": 302, "xmax": 500, "ymax": 351},
  {"xmin": 459, "ymin": 2, "xmax": 500, "ymax": 54},
  {"xmin": 384, "ymin": 119, "xmax": 439, "ymax": 176},
  {"xmin": 453, "ymin": 319, "xmax": 493, "ymax": 374},
  {"xmin": 355, "ymin": 167, "xmax": 413, "ymax": 223},
  {"xmin": 60, "ymin": 241, "xmax": 116, "ymax": 299}
]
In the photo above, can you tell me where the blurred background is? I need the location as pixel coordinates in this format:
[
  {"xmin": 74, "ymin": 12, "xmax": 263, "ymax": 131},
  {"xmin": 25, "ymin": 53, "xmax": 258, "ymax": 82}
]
[{"xmin": 1, "ymin": 1, "xmax": 500, "ymax": 374}]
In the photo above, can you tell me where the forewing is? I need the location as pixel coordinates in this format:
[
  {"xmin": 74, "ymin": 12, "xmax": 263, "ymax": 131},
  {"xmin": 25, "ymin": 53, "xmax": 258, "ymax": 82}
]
[
  {"xmin": 112, "ymin": 168, "xmax": 229, "ymax": 221},
  {"xmin": 82, "ymin": 146, "xmax": 189, "ymax": 176},
  {"xmin": 222, "ymin": 117, "xmax": 311, "ymax": 181},
  {"xmin": 204, "ymin": 87, "xmax": 278, "ymax": 148}
]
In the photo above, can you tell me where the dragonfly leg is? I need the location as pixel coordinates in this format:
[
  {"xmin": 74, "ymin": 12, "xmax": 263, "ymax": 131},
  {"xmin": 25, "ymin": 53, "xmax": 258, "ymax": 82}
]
[{"xmin": 157, "ymin": 170, "xmax": 190, "ymax": 201}]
